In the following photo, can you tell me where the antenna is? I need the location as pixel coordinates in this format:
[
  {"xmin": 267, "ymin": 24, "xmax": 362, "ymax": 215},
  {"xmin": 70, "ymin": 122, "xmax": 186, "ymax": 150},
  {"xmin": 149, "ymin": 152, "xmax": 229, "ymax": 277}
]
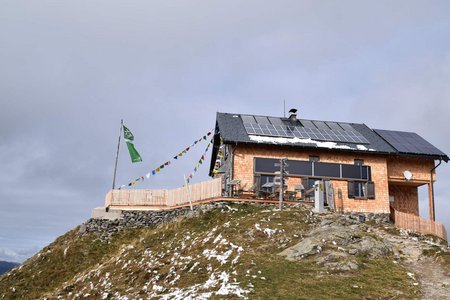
[{"xmin": 283, "ymin": 99, "xmax": 286, "ymax": 117}]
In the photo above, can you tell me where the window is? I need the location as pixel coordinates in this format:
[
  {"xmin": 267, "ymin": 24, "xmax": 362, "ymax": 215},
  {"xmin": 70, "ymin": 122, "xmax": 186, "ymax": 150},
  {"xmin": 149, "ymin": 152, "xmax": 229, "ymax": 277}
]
[
  {"xmin": 253, "ymin": 157, "xmax": 371, "ymax": 180},
  {"xmin": 302, "ymin": 178, "xmax": 320, "ymax": 200},
  {"xmin": 354, "ymin": 159, "xmax": 364, "ymax": 166},
  {"xmin": 261, "ymin": 175, "xmax": 274, "ymax": 185},
  {"xmin": 254, "ymin": 175, "xmax": 275, "ymax": 192},
  {"xmin": 309, "ymin": 155, "xmax": 320, "ymax": 162},
  {"xmin": 314, "ymin": 162, "xmax": 341, "ymax": 177},
  {"xmin": 348, "ymin": 181, "xmax": 375, "ymax": 199}
]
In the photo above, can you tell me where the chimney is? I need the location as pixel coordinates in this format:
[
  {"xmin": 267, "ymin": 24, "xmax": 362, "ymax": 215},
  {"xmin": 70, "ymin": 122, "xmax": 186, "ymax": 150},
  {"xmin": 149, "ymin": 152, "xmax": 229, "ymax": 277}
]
[{"xmin": 288, "ymin": 108, "xmax": 297, "ymax": 121}]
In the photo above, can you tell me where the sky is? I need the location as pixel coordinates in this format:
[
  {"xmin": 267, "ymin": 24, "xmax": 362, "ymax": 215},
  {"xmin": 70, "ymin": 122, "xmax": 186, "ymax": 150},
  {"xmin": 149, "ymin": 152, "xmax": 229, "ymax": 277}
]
[{"xmin": 1, "ymin": 0, "xmax": 450, "ymax": 262}]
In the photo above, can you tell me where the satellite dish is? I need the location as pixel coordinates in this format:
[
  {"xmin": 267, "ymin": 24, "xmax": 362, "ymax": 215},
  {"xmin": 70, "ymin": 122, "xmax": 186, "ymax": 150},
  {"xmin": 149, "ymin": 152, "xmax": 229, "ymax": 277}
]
[{"xmin": 403, "ymin": 170, "xmax": 413, "ymax": 181}]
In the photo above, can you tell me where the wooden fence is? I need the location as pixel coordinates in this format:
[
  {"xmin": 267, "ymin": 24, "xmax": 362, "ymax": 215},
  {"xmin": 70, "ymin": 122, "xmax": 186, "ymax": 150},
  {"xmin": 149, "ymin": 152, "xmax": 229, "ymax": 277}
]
[
  {"xmin": 105, "ymin": 177, "xmax": 223, "ymax": 208},
  {"xmin": 394, "ymin": 210, "xmax": 448, "ymax": 241}
]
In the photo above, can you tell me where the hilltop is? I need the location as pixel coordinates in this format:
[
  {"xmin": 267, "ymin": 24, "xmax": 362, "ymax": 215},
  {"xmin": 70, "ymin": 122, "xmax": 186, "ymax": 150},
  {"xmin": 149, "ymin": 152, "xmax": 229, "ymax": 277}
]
[{"xmin": 0, "ymin": 202, "xmax": 449, "ymax": 299}]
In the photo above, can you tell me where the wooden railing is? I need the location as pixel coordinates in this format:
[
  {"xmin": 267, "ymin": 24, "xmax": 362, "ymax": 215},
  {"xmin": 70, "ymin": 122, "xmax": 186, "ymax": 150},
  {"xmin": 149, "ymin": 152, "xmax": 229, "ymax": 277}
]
[
  {"xmin": 105, "ymin": 177, "xmax": 223, "ymax": 208},
  {"xmin": 394, "ymin": 210, "xmax": 448, "ymax": 241}
]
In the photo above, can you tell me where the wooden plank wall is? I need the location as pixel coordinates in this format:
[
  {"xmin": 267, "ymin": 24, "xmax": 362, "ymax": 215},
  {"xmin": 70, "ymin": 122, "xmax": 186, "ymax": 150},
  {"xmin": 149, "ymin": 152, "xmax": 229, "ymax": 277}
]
[
  {"xmin": 105, "ymin": 177, "xmax": 223, "ymax": 207},
  {"xmin": 394, "ymin": 210, "xmax": 448, "ymax": 241}
]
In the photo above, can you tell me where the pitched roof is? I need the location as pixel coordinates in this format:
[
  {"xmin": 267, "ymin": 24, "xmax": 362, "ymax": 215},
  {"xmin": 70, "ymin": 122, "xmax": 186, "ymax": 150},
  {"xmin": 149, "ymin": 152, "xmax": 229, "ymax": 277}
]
[{"xmin": 210, "ymin": 112, "xmax": 448, "ymax": 172}]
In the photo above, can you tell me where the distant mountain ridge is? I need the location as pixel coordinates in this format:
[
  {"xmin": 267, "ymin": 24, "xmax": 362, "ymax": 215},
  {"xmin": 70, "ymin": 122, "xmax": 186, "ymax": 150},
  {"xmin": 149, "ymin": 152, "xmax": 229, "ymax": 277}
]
[{"xmin": 0, "ymin": 261, "xmax": 19, "ymax": 275}]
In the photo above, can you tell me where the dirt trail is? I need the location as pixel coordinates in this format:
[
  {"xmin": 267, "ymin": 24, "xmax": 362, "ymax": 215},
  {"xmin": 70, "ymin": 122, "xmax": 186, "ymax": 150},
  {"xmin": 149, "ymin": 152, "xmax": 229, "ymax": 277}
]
[{"xmin": 377, "ymin": 229, "xmax": 450, "ymax": 299}]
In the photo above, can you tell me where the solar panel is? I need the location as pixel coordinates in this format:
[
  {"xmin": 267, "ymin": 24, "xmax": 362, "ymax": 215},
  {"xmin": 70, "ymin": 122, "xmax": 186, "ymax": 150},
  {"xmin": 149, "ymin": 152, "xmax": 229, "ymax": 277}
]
[
  {"xmin": 244, "ymin": 123, "xmax": 294, "ymax": 138},
  {"xmin": 254, "ymin": 116, "xmax": 271, "ymax": 125},
  {"xmin": 300, "ymin": 120, "xmax": 316, "ymax": 129},
  {"xmin": 243, "ymin": 122, "xmax": 370, "ymax": 144},
  {"xmin": 374, "ymin": 129, "xmax": 446, "ymax": 157},
  {"xmin": 268, "ymin": 117, "xmax": 283, "ymax": 125},
  {"xmin": 312, "ymin": 121, "xmax": 330, "ymax": 130},
  {"xmin": 339, "ymin": 123, "xmax": 356, "ymax": 132},
  {"xmin": 241, "ymin": 115, "xmax": 256, "ymax": 124},
  {"xmin": 326, "ymin": 122, "xmax": 344, "ymax": 131}
]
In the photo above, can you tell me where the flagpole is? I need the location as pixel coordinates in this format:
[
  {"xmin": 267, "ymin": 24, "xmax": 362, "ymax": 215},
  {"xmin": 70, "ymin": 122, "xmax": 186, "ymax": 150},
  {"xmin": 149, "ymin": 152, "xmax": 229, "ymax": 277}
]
[{"xmin": 112, "ymin": 119, "xmax": 123, "ymax": 190}]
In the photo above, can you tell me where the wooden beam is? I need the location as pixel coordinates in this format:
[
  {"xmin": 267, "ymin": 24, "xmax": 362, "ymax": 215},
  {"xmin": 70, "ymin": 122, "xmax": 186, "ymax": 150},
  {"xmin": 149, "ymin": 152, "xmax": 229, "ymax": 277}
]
[
  {"xmin": 428, "ymin": 182, "xmax": 435, "ymax": 221},
  {"xmin": 388, "ymin": 177, "xmax": 430, "ymax": 185}
]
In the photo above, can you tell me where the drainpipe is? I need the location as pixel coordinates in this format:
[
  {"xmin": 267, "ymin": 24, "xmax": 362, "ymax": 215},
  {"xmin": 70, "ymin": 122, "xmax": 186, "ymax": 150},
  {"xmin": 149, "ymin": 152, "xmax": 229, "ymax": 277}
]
[
  {"xmin": 230, "ymin": 143, "xmax": 237, "ymax": 181},
  {"xmin": 430, "ymin": 159, "xmax": 443, "ymax": 221}
]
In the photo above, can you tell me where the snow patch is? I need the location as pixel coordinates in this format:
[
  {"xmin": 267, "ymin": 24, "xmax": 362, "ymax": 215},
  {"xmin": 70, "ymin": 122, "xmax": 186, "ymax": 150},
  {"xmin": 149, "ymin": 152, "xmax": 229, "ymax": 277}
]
[
  {"xmin": 263, "ymin": 228, "xmax": 277, "ymax": 237},
  {"xmin": 213, "ymin": 234, "xmax": 223, "ymax": 244},
  {"xmin": 249, "ymin": 135, "xmax": 376, "ymax": 151},
  {"xmin": 203, "ymin": 249, "xmax": 233, "ymax": 265},
  {"xmin": 255, "ymin": 223, "xmax": 279, "ymax": 237}
]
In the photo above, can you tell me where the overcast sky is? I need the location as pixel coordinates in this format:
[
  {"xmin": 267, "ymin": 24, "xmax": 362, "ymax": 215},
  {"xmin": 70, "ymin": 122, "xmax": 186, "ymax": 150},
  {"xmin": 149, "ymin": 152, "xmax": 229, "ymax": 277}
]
[{"xmin": 1, "ymin": 1, "xmax": 450, "ymax": 262}]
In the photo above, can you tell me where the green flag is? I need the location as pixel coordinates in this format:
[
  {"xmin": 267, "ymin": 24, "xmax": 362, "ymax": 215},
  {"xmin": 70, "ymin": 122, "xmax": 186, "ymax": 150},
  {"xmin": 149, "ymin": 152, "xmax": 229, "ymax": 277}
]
[{"xmin": 123, "ymin": 125, "xmax": 142, "ymax": 163}]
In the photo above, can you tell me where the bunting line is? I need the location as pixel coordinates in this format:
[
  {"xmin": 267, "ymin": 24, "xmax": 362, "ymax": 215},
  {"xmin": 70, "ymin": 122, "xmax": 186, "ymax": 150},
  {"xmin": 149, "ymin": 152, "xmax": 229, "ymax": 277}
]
[
  {"xmin": 119, "ymin": 130, "xmax": 214, "ymax": 189},
  {"xmin": 212, "ymin": 137, "xmax": 224, "ymax": 175},
  {"xmin": 184, "ymin": 139, "xmax": 213, "ymax": 185}
]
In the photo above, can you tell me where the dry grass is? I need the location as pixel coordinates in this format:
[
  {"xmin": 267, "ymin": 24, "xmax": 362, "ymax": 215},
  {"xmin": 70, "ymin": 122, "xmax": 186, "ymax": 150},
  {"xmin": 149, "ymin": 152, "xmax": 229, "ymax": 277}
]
[{"xmin": 0, "ymin": 203, "xmax": 421, "ymax": 299}]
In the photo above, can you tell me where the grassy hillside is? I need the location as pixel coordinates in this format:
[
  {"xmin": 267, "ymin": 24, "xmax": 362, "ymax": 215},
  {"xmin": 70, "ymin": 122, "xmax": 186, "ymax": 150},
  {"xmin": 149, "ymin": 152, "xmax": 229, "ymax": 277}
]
[{"xmin": 1, "ymin": 203, "xmax": 446, "ymax": 299}]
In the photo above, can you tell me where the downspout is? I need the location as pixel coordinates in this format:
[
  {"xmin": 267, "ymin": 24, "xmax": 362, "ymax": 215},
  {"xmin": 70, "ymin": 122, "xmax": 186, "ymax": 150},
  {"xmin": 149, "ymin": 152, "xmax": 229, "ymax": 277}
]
[
  {"xmin": 430, "ymin": 159, "xmax": 443, "ymax": 221},
  {"xmin": 230, "ymin": 142, "xmax": 237, "ymax": 180}
]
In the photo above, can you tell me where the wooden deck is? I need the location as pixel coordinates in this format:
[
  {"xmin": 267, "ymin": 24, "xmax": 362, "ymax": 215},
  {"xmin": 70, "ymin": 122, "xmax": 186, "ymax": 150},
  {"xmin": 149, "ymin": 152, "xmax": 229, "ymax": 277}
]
[{"xmin": 106, "ymin": 177, "xmax": 313, "ymax": 211}]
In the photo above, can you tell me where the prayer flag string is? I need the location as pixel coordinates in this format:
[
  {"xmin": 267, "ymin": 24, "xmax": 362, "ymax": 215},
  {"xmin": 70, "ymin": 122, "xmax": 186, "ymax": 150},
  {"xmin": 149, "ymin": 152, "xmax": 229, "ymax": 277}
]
[
  {"xmin": 184, "ymin": 139, "xmax": 213, "ymax": 185},
  {"xmin": 212, "ymin": 137, "xmax": 224, "ymax": 175},
  {"xmin": 119, "ymin": 130, "xmax": 214, "ymax": 189}
]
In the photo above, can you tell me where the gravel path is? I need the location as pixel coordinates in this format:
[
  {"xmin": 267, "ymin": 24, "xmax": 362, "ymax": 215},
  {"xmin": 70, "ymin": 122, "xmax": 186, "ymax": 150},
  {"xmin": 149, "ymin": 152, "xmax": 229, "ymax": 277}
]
[{"xmin": 377, "ymin": 229, "xmax": 450, "ymax": 299}]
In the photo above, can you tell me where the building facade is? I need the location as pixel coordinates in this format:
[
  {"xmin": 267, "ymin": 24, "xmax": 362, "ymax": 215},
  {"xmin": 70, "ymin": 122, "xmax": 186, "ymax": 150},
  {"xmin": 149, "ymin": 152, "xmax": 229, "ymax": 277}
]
[{"xmin": 209, "ymin": 111, "xmax": 448, "ymax": 221}]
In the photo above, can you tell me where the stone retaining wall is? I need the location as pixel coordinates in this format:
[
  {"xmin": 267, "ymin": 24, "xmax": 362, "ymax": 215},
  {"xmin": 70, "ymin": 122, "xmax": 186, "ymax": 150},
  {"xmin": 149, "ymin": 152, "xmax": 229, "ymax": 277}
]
[
  {"xmin": 343, "ymin": 212, "xmax": 391, "ymax": 224},
  {"xmin": 79, "ymin": 202, "xmax": 391, "ymax": 241},
  {"xmin": 79, "ymin": 203, "xmax": 225, "ymax": 240}
]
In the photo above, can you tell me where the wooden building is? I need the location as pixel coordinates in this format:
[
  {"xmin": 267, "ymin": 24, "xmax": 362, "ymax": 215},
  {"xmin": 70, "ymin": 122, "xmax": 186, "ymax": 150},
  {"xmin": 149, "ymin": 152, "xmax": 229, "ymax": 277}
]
[{"xmin": 208, "ymin": 111, "xmax": 448, "ymax": 221}]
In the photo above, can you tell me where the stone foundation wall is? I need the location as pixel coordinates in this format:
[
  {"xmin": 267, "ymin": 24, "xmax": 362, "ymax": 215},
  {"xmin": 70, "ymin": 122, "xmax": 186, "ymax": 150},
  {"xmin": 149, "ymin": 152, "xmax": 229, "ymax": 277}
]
[{"xmin": 79, "ymin": 203, "xmax": 225, "ymax": 240}]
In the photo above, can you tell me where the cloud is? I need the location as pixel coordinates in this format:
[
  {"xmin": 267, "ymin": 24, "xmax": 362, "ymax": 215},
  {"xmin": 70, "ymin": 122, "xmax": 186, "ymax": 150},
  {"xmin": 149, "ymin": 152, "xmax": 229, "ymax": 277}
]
[
  {"xmin": 1, "ymin": 0, "xmax": 450, "ymax": 261},
  {"xmin": 0, "ymin": 247, "xmax": 40, "ymax": 263}
]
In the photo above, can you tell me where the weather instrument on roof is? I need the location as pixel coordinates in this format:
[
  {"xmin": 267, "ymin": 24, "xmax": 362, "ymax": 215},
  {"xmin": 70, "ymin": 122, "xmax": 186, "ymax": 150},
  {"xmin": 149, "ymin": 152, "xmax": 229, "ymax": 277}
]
[
  {"xmin": 403, "ymin": 170, "xmax": 413, "ymax": 181},
  {"xmin": 241, "ymin": 114, "xmax": 370, "ymax": 144}
]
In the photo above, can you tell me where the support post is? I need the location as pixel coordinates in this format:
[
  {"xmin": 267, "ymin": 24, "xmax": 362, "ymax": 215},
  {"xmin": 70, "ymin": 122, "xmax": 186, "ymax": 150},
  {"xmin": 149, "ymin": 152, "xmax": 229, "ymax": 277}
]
[
  {"xmin": 184, "ymin": 175, "xmax": 193, "ymax": 211},
  {"xmin": 428, "ymin": 182, "xmax": 435, "ymax": 221},
  {"xmin": 429, "ymin": 159, "xmax": 442, "ymax": 222},
  {"xmin": 277, "ymin": 158, "xmax": 288, "ymax": 211}
]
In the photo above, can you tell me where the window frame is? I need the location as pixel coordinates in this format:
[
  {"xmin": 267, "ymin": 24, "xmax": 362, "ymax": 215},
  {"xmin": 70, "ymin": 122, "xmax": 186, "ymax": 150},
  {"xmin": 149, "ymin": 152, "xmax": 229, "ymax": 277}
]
[
  {"xmin": 354, "ymin": 159, "xmax": 364, "ymax": 166},
  {"xmin": 348, "ymin": 181, "xmax": 375, "ymax": 199}
]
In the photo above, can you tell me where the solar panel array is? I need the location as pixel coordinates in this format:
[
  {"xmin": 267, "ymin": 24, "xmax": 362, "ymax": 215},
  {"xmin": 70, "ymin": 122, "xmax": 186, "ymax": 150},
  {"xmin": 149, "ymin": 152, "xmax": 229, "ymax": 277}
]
[
  {"xmin": 374, "ymin": 129, "xmax": 446, "ymax": 157},
  {"xmin": 242, "ymin": 115, "xmax": 370, "ymax": 144}
]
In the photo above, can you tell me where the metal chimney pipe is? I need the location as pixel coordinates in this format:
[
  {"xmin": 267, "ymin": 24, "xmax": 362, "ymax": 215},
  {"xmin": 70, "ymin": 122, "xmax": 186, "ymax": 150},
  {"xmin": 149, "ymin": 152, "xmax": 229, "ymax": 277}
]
[{"xmin": 288, "ymin": 108, "xmax": 298, "ymax": 121}]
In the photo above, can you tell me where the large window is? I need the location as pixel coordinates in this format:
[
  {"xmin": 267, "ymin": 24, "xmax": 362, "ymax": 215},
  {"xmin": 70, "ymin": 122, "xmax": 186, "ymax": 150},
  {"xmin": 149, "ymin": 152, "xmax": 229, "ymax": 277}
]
[
  {"xmin": 254, "ymin": 157, "xmax": 371, "ymax": 181},
  {"xmin": 314, "ymin": 162, "xmax": 341, "ymax": 177},
  {"xmin": 254, "ymin": 157, "xmax": 312, "ymax": 176},
  {"xmin": 348, "ymin": 181, "xmax": 375, "ymax": 199}
]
